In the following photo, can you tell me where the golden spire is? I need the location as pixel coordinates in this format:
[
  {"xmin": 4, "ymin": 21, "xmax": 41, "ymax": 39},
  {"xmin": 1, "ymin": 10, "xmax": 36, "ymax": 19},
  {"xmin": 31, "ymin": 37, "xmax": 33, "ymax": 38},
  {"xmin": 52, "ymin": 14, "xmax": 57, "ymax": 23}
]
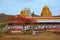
[
  {"xmin": 20, "ymin": 8, "xmax": 31, "ymax": 17},
  {"xmin": 41, "ymin": 5, "xmax": 52, "ymax": 17},
  {"xmin": 20, "ymin": 9, "xmax": 26, "ymax": 17}
]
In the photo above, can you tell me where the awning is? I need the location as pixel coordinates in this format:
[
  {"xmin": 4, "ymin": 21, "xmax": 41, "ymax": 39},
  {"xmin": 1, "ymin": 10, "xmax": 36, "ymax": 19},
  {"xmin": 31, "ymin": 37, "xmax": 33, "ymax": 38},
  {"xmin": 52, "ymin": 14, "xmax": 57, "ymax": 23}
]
[{"xmin": 37, "ymin": 20, "xmax": 60, "ymax": 23}]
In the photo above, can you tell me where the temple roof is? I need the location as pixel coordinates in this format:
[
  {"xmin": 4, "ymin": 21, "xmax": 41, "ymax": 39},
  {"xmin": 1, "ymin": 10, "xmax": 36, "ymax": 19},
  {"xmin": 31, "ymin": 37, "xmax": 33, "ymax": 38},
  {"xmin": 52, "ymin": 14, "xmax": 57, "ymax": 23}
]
[{"xmin": 41, "ymin": 5, "xmax": 52, "ymax": 17}]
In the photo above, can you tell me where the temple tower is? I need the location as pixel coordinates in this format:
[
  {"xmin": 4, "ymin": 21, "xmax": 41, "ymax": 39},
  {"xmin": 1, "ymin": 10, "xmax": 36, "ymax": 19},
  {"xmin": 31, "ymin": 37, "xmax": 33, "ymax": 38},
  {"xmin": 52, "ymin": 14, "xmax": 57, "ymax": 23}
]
[
  {"xmin": 41, "ymin": 5, "xmax": 52, "ymax": 17},
  {"xmin": 20, "ymin": 8, "xmax": 31, "ymax": 17},
  {"xmin": 20, "ymin": 10, "xmax": 26, "ymax": 17}
]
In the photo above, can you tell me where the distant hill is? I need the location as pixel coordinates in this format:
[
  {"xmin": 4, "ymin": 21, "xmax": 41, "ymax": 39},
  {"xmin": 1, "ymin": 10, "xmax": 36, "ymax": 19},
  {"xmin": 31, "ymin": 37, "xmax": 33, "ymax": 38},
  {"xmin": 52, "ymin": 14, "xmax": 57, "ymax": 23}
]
[{"xmin": 0, "ymin": 13, "xmax": 14, "ymax": 23}]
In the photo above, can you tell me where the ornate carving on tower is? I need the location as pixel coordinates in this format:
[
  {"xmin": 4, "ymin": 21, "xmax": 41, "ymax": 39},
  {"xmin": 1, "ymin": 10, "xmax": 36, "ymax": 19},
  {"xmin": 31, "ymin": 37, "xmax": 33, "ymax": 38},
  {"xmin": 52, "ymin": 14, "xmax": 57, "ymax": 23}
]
[
  {"xmin": 41, "ymin": 5, "xmax": 52, "ymax": 17},
  {"xmin": 20, "ymin": 10, "xmax": 26, "ymax": 17},
  {"xmin": 20, "ymin": 8, "xmax": 31, "ymax": 17}
]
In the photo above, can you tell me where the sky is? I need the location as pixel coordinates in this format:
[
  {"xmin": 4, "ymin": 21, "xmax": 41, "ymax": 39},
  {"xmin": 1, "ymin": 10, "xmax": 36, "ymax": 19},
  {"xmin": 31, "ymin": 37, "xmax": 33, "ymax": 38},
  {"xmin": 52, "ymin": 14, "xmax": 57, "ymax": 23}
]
[{"xmin": 0, "ymin": 0, "xmax": 60, "ymax": 16}]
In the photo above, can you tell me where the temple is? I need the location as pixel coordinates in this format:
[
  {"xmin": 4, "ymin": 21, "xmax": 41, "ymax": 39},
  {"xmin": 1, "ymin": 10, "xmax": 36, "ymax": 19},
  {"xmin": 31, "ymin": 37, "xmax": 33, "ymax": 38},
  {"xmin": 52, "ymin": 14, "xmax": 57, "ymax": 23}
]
[{"xmin": 5, "ymin": 5, "xmax": 60, "ymax": 33}]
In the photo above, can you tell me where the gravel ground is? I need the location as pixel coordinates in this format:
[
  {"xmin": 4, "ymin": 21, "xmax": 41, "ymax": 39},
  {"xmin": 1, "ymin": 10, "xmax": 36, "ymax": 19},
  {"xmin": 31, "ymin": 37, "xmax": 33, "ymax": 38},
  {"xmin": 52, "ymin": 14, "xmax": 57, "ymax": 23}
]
[{"xmin": 0, "ymin": 32, "xmax": 60, "ymax": 40}]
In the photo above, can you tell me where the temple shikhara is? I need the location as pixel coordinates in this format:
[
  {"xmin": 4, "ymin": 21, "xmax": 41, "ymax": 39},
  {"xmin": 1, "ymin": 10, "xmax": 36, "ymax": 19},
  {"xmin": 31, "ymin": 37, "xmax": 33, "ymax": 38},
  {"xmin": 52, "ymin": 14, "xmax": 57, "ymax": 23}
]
[{"xmin": 5, "ymin": 5, "xmax": 60, "ymax": 33}]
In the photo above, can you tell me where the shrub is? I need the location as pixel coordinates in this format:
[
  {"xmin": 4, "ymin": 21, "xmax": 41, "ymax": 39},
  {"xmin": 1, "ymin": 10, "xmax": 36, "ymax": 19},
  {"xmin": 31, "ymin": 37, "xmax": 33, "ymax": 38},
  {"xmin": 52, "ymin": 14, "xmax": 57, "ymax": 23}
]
[
  {"xmin": 0, "ymin": 24, "xmax": 6, "ymax": 29},
  {"xmin": 26, "ymin": 29, "xmax": 32, "ymax": 31},
  {"xmin": 24, "ymin": 29, "xmax": 32, "ymax": 34},
  {"xmin": 0, "ymin": 29, "xmax": 9, "ymax": 34}
]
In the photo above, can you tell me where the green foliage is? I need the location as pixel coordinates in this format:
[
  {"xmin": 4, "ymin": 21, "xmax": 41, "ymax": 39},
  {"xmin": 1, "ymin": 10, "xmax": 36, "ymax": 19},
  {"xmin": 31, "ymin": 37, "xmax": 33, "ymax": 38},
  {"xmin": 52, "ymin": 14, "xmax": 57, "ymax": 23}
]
[
  {"xmin": 0, "ymin": 24, "xmax": 6, "ymax": 28},
  {"xmin": 24, "ymin": 29, "xmax": 32, "ymax": 34},
  {"xmin": 26, "ymin": 29, "xmax": 32, "ymax": 31}
]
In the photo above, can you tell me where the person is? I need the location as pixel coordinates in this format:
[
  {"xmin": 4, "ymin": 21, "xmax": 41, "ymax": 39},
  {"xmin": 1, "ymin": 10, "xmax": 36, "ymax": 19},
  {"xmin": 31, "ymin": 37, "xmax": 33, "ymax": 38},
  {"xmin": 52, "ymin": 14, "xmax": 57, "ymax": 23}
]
[
  {"xmin": 32, "ymin": 26, "xmax": 39, "ymax": 36},
  {"xmin": 32, "ymin": 27, "xmax": 36, "ymax": 36},
  {"xmin": 32, "ymin": 30, "xmax": 36, "ymax": 36},
  {"xmin": 35, "ymin": 27, "xmax": 39, "ymax": 36}
]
